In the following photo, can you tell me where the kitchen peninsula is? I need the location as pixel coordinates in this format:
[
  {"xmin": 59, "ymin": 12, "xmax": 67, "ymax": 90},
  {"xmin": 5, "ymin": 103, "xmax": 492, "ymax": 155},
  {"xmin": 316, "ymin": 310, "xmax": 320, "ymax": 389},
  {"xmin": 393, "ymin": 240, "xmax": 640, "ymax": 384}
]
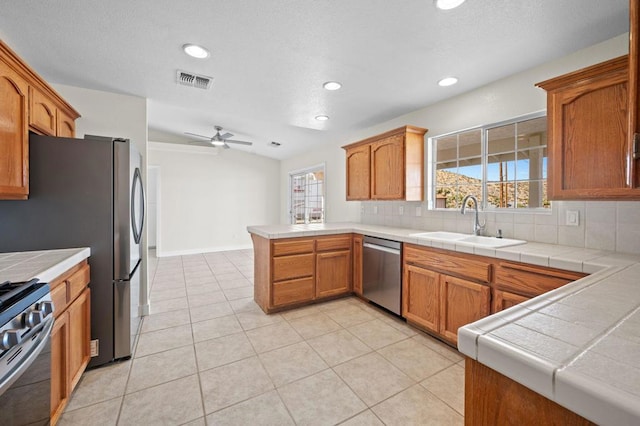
[{"xmin": 247, "ymin": 222, "xmax": 640, "ymax": 425}]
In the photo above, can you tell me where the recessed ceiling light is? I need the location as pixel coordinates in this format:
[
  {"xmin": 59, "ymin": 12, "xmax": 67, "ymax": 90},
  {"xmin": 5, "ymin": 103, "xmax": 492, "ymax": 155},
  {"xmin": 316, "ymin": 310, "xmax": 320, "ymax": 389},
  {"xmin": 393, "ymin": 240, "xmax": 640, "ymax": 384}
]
[
  {"xmin": 323, "ymin": 81, "xmax": 342, "ymax": 91},
  {"xmin": 435, "ymin": 0, "xmax": 466, "ymax": 10},
  {"xmin": 438, "ymin": 77, "xmax": 458, "ymax": 87},
  {"xmin": 182, "ymin": 44, "xmax": 210, "ymax": 59},
  {"xmin": 315, "ymin": 115, "xmax": 330, "ymax": 121}
]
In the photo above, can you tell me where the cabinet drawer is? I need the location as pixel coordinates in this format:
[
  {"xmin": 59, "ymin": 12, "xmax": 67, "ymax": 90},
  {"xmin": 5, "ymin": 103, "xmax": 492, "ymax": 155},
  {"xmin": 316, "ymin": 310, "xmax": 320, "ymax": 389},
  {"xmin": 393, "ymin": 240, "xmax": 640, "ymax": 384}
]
[
  {"xmin": 272, "ymin": 253, "xmax": 314, "ymax": 281},
  {"xmin": 404, "ymin": 245, "xmax": 491, "ymax": 283},
  {"xmin": 51, "ymin": 283, "xmax": 67, "ymax": 318},
  {"xmin": 316, "ymin": 235, "xmax": 351, "ymax": 252},
  {"xmin": 68, "ymin": 263, "xmax": 90, "ymax": 302},
  {"xmin": 496, "ymin": 262, "xmax": 585, "ymax": 298},
  {"xmin": 272, "ymin": 239, "xmax": 314, "ymax": 256},
  {"xmin": 272, "ymin": 277, "xmax": 315, "ymax": 306}
]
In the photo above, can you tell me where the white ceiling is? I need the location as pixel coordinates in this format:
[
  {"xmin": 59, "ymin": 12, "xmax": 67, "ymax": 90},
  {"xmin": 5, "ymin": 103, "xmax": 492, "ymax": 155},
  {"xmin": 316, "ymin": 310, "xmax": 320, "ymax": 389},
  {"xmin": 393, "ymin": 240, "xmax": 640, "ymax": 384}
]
[{"xmin": 0, "ymin": 0, "xmax": 628, "ymax": 159}]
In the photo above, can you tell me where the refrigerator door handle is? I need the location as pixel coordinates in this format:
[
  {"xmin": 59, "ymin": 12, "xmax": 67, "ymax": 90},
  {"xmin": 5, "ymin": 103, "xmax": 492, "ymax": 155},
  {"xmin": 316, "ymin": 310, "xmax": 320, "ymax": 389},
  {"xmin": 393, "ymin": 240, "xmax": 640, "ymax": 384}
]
[{"xmin": 131, "ymin": 167, "xmax": 145, "ymax": 244}]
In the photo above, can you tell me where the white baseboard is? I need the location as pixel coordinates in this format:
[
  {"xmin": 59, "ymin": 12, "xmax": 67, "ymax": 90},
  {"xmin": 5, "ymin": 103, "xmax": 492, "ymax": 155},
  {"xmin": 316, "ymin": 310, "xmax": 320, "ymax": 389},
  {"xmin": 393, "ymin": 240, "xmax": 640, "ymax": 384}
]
[{"xmin": 157, "ymin": 244, "xmax": 253, "ymax": 257}]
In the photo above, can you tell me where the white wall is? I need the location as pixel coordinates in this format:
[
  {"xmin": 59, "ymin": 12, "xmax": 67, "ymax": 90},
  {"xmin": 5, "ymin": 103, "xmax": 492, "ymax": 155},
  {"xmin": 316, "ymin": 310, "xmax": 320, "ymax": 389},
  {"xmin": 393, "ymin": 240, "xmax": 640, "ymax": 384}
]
[
  {"xmin": 281, "ymin": 34, "xmax": 640, "ymax": 254},
  {"xmin": 148, "ymin": 142, "xmax": 280, "ymax": 256},
  {"xmin": 50, "ymin": 83, "xmax": 151, "ymax": 311}
]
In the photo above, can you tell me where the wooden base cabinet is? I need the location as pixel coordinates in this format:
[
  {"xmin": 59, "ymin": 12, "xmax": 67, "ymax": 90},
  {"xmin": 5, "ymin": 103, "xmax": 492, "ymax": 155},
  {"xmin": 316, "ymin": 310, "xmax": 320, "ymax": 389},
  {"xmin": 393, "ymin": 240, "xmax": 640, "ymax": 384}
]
[
  {"xmin": 403, "ymin": 244, "xmax": 586, "ymax": 346},
  {"xmin": 403, "ymin": 263, "xmax": 490, "ymax": 345},
  {"xmin": 465, "ymin": 358, "xmax": 595, "ymax": 425},
  {"xmin": 49, "ymin": 260, "xmax": 91, "ymax": 425},
  {"xmin": 252, "ymin": 234, "xmax": 354, "ymax": 313}
]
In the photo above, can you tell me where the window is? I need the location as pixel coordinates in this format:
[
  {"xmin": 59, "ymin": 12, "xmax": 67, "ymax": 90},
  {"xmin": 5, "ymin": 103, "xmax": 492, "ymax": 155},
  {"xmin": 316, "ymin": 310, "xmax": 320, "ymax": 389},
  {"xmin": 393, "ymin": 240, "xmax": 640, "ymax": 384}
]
[
  {"xmin": 430, "ymin": 113, "xmax": 548, "ymax": 210},
  {"xmin": 289, "ymin": 165, "xmax": 325, "ymax": 224}
]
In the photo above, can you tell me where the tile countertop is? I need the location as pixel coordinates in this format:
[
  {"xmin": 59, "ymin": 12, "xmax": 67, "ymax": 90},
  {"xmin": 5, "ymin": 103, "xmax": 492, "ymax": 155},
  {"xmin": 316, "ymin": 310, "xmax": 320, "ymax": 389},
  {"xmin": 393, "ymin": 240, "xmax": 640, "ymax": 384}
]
[
  {"xmin": 0, "ymin": 247, "xmax": 91, "ymax": 283},
  {"xmin": 247, "ymin": 222, "xmax": 640, "ymax": 425}
]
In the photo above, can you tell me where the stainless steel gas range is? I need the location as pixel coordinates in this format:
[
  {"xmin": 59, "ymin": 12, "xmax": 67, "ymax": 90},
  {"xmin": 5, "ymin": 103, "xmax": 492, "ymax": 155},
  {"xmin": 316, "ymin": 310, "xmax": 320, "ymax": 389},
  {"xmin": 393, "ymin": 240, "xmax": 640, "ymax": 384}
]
[{"xmin": 0, "ymin": 278, "xmax": 54, "ymax": 425}]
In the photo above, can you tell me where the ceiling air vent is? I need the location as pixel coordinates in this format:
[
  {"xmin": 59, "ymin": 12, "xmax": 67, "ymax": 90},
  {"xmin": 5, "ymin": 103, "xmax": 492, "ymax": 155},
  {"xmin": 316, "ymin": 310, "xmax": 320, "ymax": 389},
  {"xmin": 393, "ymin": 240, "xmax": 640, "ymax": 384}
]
[{"xmin": 176, "ymin": 70, "xmax": 213, "ymax": 90}]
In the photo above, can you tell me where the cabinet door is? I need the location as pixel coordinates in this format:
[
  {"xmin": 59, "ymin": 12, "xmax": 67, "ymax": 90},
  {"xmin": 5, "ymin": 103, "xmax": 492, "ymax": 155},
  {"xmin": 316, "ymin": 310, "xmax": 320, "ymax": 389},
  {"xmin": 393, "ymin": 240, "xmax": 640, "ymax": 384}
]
[
  {"xmin": 29, "ymin": 86, "xmax": 57, "ymax": 136},
  {"xmin": 0, "ymin": 59, "xmax": 29, "ymax": 199},
  {"xmin": 439, "ymin": 275, "xmax": 490, "ymax": 345},
  {"xmin": 345, "ymin": 144, "xmax": 371, "ymax": 200},
  {"xmin": 57, "ymin": 108, "xmax": 76, "ymax": 138},
  {"xmin": 402, "ymin": 265, "xmax": 440, "ymax": 334},
  {"xmin": 371, "ymin": 134, "xmax": 404, "ymax": 199},
  {"xmin": 50, "ymin": 311, "xmax": 69, "ymax": 424},
  {"xmin": 67, "ymin": 288, "xmax": 91, "ymax": 391},
  {"xmin": 316, "ymin": 249, "xmax": 351, "ymax": 298},
  {"xmin": 492, "ymin": 289, "xmax": 529, "ymax": 313},
  {"xmin": 540, "ymin": 57, "xmax": 636, "ymax": 199},
  {"xmin": 352, "ymin": 235, "xmax": 363, "ymax": 296}
]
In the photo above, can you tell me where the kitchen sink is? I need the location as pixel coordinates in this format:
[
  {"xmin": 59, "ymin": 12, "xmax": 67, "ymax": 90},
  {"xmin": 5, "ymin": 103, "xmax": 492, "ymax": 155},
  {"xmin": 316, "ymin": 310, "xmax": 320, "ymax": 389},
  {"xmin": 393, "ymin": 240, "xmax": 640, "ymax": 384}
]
[
  {"xmin": 409, "ymin": 231, "xmax": 468, "ymax": 241},
  {"xmin": 410, "ymin": 231, "xmax": 526, "ymax": 248}
]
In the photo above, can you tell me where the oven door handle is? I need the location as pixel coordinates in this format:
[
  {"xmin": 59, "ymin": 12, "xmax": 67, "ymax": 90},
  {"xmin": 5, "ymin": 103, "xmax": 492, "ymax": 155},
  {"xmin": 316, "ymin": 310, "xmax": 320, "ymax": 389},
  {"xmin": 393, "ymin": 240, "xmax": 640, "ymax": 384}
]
[{"xmin": 0, "ymin": 318, "xmax": 53, "ymax": 396}]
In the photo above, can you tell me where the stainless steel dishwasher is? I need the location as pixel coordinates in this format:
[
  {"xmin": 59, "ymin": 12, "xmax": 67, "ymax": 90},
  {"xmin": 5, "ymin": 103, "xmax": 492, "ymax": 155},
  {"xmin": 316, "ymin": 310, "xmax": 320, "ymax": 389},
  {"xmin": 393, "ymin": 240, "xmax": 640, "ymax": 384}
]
[{"xmin": 362, "ymin": 236, "xmax": 402, "ymax": 315}]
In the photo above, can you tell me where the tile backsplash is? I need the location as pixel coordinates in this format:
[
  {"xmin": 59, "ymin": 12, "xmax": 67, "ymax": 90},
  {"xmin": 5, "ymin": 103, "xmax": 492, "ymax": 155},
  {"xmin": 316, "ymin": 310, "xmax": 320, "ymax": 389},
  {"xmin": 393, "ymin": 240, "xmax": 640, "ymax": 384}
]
[{"xmin": 360, "ymin": 200, "xmax": 640, "ymax": 255}]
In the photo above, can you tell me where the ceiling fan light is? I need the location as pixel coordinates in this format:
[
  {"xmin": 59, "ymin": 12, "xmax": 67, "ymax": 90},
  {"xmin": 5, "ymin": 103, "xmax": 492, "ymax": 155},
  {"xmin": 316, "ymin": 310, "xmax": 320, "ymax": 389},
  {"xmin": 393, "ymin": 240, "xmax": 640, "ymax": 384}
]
[
  {"xmin": 435, "ymin": 0, "xmax": 466, "ymax": 10},
  {"xmin": 438, "ymin": 77, "xmax": 458, "ymax": 87},
  {"xmin": 323, "ymin": 81, "xmax": 342, "ymax": 91},
  {"xmin": 315, "ymin": 115, "xmax": 329, "ymax": 121},
  {"xmin": 211, "ymin": 141, "xmax": 225, "ymax": 146},
  {"xmin": 183, "ymin": 43, "xmax": 210, "ymax": 59}
]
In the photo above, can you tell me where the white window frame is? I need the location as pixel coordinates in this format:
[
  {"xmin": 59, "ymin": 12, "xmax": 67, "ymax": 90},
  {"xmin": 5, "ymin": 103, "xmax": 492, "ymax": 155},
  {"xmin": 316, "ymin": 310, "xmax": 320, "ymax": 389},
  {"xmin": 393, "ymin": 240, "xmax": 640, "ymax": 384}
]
[
  {"xmin": 288, "ymin": 163, "xmax": 326, "ymax": 224},
  {"xmin": 427, "ymin": 111, "xmax": 549, "ymax": 212}
]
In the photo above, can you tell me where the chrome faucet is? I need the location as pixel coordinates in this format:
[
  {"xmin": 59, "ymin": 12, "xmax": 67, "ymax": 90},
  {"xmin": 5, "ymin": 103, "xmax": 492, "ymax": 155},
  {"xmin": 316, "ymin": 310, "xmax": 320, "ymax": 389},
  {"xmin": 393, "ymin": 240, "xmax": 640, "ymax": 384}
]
[{"xmin": 461, "ymin": 195, "xmax": 486, "ymax": 236}]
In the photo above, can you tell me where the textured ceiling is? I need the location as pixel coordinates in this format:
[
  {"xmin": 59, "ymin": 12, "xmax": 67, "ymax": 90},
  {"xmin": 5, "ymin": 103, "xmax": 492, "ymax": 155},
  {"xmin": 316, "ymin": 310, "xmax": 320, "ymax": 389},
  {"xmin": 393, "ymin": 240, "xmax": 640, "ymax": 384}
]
[{"xmin": 0, "ymin": 0, "xmax": 628, "ymax": 159}]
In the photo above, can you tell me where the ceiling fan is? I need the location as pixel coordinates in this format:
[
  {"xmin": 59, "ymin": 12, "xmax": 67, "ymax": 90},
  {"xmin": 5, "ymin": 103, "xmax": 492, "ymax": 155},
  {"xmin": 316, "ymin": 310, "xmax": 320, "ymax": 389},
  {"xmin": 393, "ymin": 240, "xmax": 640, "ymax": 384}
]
[{"xmin": 185, "ymin": 125, "xmax": 253, "ymax": 149}]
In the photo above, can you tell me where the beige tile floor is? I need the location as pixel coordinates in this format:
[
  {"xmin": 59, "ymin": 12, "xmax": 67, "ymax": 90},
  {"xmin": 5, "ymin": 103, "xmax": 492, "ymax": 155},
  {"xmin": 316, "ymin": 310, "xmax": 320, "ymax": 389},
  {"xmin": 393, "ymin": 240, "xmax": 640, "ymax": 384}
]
[{"xmin": 59, "ymin": 249, "xmax": 466, "ymax": 425}]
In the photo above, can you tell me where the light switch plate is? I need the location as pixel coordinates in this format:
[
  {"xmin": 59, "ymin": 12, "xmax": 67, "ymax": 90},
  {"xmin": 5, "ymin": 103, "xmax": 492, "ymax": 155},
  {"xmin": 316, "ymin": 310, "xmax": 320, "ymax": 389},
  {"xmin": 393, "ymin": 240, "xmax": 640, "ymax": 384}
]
[
  {"xmin": 416, "ymin": 206, "xmax": 422, "ymax": 217},
  {"xmin": 399, "ymin": 206, "xmax": 404, "ymax": 215},
  {"xmin": 373, "ymin": 206, "xmax": 378, "ymax": 215},
  {"xmin": 566, "ymin": 210, "xmax": 579, "ymax": 226}
]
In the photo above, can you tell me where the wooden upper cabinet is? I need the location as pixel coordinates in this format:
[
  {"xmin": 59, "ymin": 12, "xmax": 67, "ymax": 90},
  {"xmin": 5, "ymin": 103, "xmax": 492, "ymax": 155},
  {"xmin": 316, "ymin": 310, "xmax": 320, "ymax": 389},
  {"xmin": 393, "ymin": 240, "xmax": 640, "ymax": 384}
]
[
  {"xmin": 0, "ymin": 59, "xmax": 29, "ymax": 199},
  {"xmin": 537, "ymin": 57, "xmax": 634, "ymax": 199},
  {"xmin": 342, "ymin": 125, "xmax": 427, "ymax": 201},
  {"xmin": 57, "ymin": 108, "xmax": 76, "ymax": 138},
  {"xmin": 0, "ymin": 40, "xmax": 80, "ymax": 200},
  {"xmin": 345, "ymin": 144, "xmax": 370, "ymax": 200},
  {"xmin": 371, "ymin": 134, "xmax": 404, "ymax": 199},
  {"xmin": 29, "ymin": 86, "xmax": 57, "ymax": 136}
]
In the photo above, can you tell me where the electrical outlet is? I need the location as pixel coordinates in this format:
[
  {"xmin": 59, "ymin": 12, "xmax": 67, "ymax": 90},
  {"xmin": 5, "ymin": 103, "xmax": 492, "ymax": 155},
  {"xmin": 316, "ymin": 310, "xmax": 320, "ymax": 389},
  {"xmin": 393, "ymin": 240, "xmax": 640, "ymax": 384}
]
[
  {"xmin": 566, "ymin": 210, "xmax": 579, "ymax": 226},
  {"xmin": 90, "ymin": 339, "xmax": 99, "ymax": 357},
  {"xmin": 398, "ymin": 206, "xmax": 404, "ymax": 215},
  {"xmin": 416, "ymin": 207, "xmax": 422, "ymax": 217}
]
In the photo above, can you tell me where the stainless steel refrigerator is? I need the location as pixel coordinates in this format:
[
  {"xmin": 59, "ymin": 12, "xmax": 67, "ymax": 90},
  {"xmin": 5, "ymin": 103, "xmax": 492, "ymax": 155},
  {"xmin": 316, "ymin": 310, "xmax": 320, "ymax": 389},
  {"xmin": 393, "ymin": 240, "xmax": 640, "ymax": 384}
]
[{"xmin": 0, "ymin": 134, "xmax": 145, "ymax": 368}]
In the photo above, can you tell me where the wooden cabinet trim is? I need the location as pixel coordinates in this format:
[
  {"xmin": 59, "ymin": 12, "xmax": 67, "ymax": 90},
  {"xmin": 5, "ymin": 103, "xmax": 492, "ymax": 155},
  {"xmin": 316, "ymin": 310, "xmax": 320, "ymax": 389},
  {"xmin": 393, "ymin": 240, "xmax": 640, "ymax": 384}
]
[
  {"xmin": 341, "ymin": 125, "xmax": 428, "ymax": 150},
  {"xmin": 0, "ymin": 41, "xmax": 80, "ymax": 120}
]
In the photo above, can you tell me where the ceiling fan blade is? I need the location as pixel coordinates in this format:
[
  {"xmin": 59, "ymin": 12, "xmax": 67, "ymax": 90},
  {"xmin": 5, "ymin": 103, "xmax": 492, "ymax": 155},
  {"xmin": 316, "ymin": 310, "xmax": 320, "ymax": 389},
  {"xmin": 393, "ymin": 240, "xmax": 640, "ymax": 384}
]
[
  {"xmin": 223, "ymin": 143, "xmax": 231, "ymax": 149},
  {"xmin": 225, "ymin": 139, "xmax": 253, "ymax": 146},
  {"xmin": 184, "ymin": 132, "xmax": 212, "ymax": 140},
  {"xmin": 219, "ymin": 132, "xmax": 233, "ymax": 139},
  {"xmin": 188, "ymin": 141, "xmax": 216, "ymax": 147}
]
